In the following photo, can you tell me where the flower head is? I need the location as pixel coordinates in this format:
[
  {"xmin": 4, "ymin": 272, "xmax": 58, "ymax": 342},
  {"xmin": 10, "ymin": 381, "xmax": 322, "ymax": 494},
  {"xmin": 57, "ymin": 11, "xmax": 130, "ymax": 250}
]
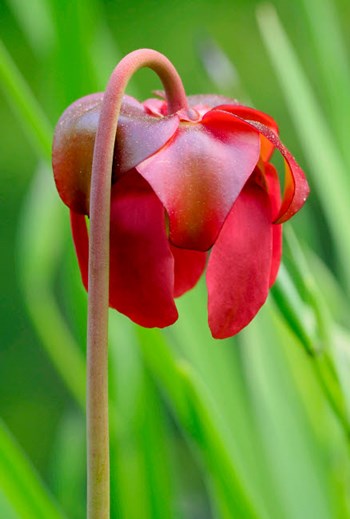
[{"xmin": 53, "ymin": 87, "xmax": 309, "ymax": 338}]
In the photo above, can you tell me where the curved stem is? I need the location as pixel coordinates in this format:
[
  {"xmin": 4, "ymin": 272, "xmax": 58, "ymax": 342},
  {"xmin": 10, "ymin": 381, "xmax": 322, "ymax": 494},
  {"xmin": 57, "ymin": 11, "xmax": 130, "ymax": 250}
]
[{"xmin": 87, "ymin": 49, "xmax": 188, "ymax": 519}]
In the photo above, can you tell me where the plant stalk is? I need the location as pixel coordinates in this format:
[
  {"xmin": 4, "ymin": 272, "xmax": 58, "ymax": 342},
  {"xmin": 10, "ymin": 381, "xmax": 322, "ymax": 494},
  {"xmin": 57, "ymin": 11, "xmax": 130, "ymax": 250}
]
[{"xmin": 86, "ymin": 49, "xmax": 188, "ymax": 518}]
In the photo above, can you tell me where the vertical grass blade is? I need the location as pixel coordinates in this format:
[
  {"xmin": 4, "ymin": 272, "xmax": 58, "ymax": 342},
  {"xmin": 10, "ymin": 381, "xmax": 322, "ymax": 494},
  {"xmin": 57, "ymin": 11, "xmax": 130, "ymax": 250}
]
[
  {"xmin": 295, "ymin": 0, "xmax": 350, "ymax": 166},
  {"xmin": 108, "ymin": 313, "xmax": 175, "ymax": 519},
  {"xmin": 17, "ymin": 165, "xmax": 86, "ymax": 408},
  {"xmin": 256, "ymin": 4, "xmax": 350, "ymax": 291},
  {"xmin": 0, "ymin": 40, "xmax": 52, "ymax": 158},
  {"xmin": 136, "ymin": 321, "xmax": 263, "ymax": 519},
  {"xmin": 0, "ymin": 420, "xmax": 66, "ymax": 519},
  {"xmin": 241, "ymin": 307, "xmax": 347, "ymax": 519}
]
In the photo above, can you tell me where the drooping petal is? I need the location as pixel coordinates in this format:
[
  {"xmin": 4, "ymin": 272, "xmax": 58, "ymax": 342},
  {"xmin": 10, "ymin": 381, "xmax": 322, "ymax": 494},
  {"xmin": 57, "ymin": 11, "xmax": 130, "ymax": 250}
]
[
  {"xmin": 137, "ymin": 116, "xmax": 260, "ymax": 251},
  {"xmin": 70, "ymin": 171, "xmax": 178, "ymax": 328},
  {"xmin": 53, "ymin": 93, "xmax": 104, "ymax": 214},
  {"xmin": 206, "ymin": 182, "xmax": 273, "ymax": 339},
  {"xmin": 53, "ymin": 93, "xmax": 179, "ymax": 214},
  {"xmin": 170, "ymin": 244, "xmax": 207, "ymax": 297},
  {"xmin": 216, "ymin": 104, "xmax": 279, "ymax": 161},
  {"xmin": 264, "ymin": 163, "xmax": 282, "ymax": 286},
  {"xmin": 70, "ymin": 210, "xmax": 89, "ymax": 288},
  {"xmin": 109, "ymin": 170, "xmax": 178, "ymax": 328},
  {"xmin": 208, "ymin": 110, "xmax": 309, "ymax": 223},
  {"xmin": 115, "ymin": 101, "xmax": 179, "ymax": 175},
  {"xmin": 249, "ymin": 121, "xmax": 309, "ymax": 223}
]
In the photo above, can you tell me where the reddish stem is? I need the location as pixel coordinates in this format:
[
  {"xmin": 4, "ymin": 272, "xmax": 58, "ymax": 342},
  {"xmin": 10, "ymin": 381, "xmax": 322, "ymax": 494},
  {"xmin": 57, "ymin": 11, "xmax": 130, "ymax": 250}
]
[{"xmin": 86, "ymin": 49, "xmax": 188, "ymax": 519}]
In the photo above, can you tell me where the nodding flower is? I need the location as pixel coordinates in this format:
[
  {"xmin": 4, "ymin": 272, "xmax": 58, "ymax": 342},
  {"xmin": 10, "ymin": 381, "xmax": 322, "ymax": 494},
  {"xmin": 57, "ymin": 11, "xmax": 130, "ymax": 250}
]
[{"xmin": 52, "ymin": 65, "xmax": 309, "ymax": 339}]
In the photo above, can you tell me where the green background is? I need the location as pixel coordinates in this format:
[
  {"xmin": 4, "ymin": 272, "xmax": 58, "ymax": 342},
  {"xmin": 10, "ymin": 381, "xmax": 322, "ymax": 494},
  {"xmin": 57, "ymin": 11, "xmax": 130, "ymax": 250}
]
[{"xmin": 1, "ymin": 0, "xmax": 350, "ymax": 517}]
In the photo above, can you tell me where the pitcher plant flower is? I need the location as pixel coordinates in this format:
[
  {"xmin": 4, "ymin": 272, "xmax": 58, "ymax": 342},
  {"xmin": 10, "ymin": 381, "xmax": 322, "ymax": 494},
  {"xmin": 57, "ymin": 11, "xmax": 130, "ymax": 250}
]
[
  {"xmin": 52, "ymin": 49, "xmax": 309, "ymax": 519},
  {"xmin": 53, "ymin": 73, "xmax": 309, "ymax": 340}
]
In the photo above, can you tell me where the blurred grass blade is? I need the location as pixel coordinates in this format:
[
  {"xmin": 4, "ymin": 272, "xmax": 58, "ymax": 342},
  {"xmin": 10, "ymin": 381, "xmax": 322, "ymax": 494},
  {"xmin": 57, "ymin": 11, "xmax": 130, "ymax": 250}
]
[
  {"xmin": 90, "ymin": 23, "xmax": 124, "ymax": 92},
  {"xmin": 0, "ymin": 40, "xmax": 86, "ymax": 404},
  {"xmin": 178, "ymin": 363, "xmax": 261, "ymax": 519},
  {"xmin": 17, "ymin": 164, "xmax": 86, "ymax": 409},
  {"xmin": 0, "ymin": 419, "xmax": 66, "ymax": 519},
  {"xmin": 241, "ymin": 308, "xmax": 346, "ymax": 519},
  {"xmin": 168, "ymin": 284, "xmax": 282, "ymax": 518},
  {"xmin": 272, "ymin": 240, "xmax": 349, "ymax": 434},
  {"xmin": 283, "ymin": 228, "xmax": 332, "ymax": 349},
  {"xmin": 333, "ymin": 328, "xmax": 350, "ymax": 422},
  {"xmin": 136, "ymin": 328, "xmax": 188, "ymax": 421},
  {"xmin": 140, "ymin": 373, "xmax": 175, "ymax": 519},
  {"xmin": 256, "ymin": 4, "xmax": 350, "ymax": 291},
  {"xmin": 136, "ymin": 326, "xmax": 262, "ymax": 519},
  {"xmin": 109, "ymin": 313, "xmax": 149, "ymax": 519},
  {"xmin": 49, "ymin": 0, "xmax": 101, "ymax": 103},
  {"xmin": 0, "ymin": 491, "xmax": 18, "ymax": 519},
  {"xmin": 271, "ymin": 264, "xmax": 317, "ymax": 355},
  {"xmin": 6, "ymin": 0, "xmax": 55, "ymax": 57},
  {"xmin": 49, "ymin": 412, "xmax": 86, "ymax": 519},
  {"xmin": 296, "ymin": 0, "xmax": 350, "ymax": 165},
  {"xmin": 109, "ymin": 314, "xmax": 175, "ymax": 519},
  {"xmin": 195, "ymin": 34, "xmax": 251, "ymax": 102},
  {"xmin": 0, "ymin": 39, "xmax": 52, "ymax": 158}
]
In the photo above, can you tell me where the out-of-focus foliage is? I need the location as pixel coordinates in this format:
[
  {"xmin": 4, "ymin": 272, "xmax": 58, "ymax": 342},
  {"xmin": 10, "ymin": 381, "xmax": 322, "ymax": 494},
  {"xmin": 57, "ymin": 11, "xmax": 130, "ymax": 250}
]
[{"xmin": 1, "ymin": 0, "xmax": 350, "ymax": 518}]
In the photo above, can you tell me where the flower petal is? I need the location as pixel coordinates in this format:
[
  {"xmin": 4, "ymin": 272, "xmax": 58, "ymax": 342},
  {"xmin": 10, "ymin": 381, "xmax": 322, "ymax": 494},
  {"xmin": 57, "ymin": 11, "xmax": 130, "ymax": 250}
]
[
  {"xmin": 70, "ymin": 171, "xmax": 178, "ymax": 328},
  {"xmin": 70, "ymin": 210, "xmax": 89, "ymax": 289},
  {"xmin": 53, "ymin": 93, "xmax": 104, "ymax": 214},
  {"xmin": 137, "ymin": 116, "xmax": 260, "ymax": 251},
  {"xmin": 206, "ymin": 182, "xmax": 273, "ymax": 339},
  {"xmin": 264, "ymin": 163, "xmax": 282, "ymax": 286},
  {"xmin": 170, "ymin": 244, "xmax": 207, "ymax": 297},
  {"xmin": 53, "ymin": 93, "xmax": 179, "ymax": 214},
  {"xmin": 250, "ymin": 121, "xmax": 309, "ymax": 223},
  {"xmin": 115, "ymin": 102, "xmax": 179, "ymax": 175},
  {"xmin": 216, "ymin": 104, "xmax": 279, "ymax": 161},
  {"xmin": 109, "ymin": 170, "xmax": 178, "ymax": 328},
  {"xmin": 143, "ymin": 97, "xmax": 167, "ymax": 116},
  {"xmin": 144, "ymin": 93, "xmax": 239, "ymax": 116},
  {"xmin": 210, "ymin": 111, "xmax": 309, "ymax": 223}
]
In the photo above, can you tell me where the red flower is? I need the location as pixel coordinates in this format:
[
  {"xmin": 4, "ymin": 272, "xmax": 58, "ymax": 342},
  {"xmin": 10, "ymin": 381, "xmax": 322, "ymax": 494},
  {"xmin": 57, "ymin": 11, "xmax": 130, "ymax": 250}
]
[{"xmin": 53, "ymin": 92, "xmax": 309, "ymax": 339}]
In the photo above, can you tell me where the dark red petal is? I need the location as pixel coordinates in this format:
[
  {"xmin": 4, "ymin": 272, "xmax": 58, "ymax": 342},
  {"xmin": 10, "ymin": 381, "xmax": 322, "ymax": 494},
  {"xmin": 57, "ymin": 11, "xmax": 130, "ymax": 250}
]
[
  {"xmin": 170, "ymin": 244, "xmax": 207, "ymax": 297},
  {"xmin": 109, "ymin": 170, "xmax": 178, "ymax": 328},
  {"xmin": 53, "ymin": 93, "xmax": 179, "ymax": 214},
  {"xmin": 210, "ymin": 111, "xmax": 309, "ymax": 223},
  {"xmin": 206, "ymin": 182, "xmax": 273, "ymax": 339},
  {"xmin": 53, "ymin": 93, "xmax": 104, "ymax": 214},
  {"xmin": 137, "ymin": 117, "xmax": 260, "ymax": 251},
  {"xmin": 264, "ymin": 164, "xmax": 282, "ymax": 286},
  {"xmin": 251, "ymin": 121, "xmax": 309, "ymax": 223},
  {"xmin": 69, "ymin": 171, "xmax": 178, "ymax": 328},
  {"xmin": 70, "ymin": 210, "xmax": 89, "ymax": 288},
  {"xmin": 216, "ymin": 104, "xmax": 279, "ymax": 161},
  {"xmin": 115, "ymin": 104, "xmax": 179, "ymax": 174}
]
